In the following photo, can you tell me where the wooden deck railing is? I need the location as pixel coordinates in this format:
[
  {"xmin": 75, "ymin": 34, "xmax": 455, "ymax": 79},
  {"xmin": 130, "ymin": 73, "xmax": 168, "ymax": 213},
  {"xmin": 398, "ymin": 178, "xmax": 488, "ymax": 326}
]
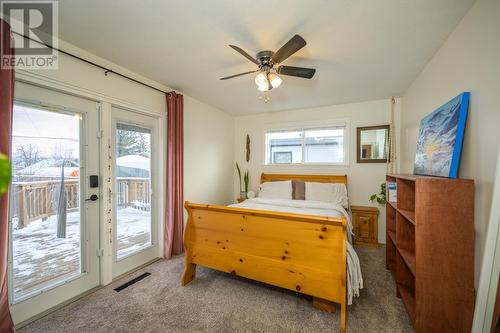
[
  {"xmin": 11, "ymin": 178, "xmax": 150, "ymax": 228},
  {"xmin": 116, "ymin": 177, "xmax": 151, "ymax": 211}
]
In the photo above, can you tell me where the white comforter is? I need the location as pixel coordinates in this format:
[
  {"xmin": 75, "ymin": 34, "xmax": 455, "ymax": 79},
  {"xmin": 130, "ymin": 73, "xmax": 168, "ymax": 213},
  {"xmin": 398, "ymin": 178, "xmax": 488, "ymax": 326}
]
[{"xmin": 229, "ymin": 198, "xmax": 363, "ymax": 305}]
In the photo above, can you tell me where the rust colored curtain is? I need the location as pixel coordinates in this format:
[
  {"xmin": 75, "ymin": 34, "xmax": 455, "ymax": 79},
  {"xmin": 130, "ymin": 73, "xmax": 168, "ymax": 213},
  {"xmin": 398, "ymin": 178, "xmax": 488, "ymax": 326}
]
[
  {"xmin": 165, "ymin": 92, "xmax": 184, "ymax": 259},
  {"xmin": 0, "ymin": 19, "xmax": 16, "ymax": 332}
]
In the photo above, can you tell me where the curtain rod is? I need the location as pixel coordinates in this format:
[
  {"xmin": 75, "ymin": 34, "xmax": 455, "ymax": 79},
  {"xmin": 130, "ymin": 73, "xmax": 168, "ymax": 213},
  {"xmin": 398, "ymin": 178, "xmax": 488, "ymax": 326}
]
[{"xmin": 12, "ymin": 31, "xmax": 172, "ymax": 96}]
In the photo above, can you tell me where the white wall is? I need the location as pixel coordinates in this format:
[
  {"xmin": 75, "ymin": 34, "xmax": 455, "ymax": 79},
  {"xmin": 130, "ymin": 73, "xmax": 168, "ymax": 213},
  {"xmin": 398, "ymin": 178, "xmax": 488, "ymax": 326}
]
[
  {"xmin": 234, "ymin": 98, "xmax": 402, "ymax": 243},
  {"xmin": 184, "ymin": 95, "xmax": 234, "ymax": 206},
  {"xmin": 400, "ymin": 0, "xmax": 500, "ymax": 286}
]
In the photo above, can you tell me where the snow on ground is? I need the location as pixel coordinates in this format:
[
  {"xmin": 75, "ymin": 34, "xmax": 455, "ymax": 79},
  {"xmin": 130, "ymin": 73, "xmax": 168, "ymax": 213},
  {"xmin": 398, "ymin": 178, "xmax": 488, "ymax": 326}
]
[
  {"xmin": 116, "ymin": 207, "xmax": 151, "ymax": 259},
  {"xmin": 12, "ymin": 207, "xmax": 150, "ymax": 299}
]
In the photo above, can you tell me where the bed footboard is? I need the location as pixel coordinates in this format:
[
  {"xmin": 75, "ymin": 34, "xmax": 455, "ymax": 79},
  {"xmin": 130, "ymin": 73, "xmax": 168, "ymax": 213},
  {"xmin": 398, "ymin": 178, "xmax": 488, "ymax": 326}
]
[{"xmin": 182, "ymin": 202, "xmax": 348, "ymax": 333}]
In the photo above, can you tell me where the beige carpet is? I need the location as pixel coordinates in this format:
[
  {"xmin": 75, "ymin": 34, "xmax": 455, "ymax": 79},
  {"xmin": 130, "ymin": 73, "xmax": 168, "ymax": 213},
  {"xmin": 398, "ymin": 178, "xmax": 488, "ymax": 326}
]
[{"xmin": 18, "ymin": 246, "xmax": 413, "ymax": 333}]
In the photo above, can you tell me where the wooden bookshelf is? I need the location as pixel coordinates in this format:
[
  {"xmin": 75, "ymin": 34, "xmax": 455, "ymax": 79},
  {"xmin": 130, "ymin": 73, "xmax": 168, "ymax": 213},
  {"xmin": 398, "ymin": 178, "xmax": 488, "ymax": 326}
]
[{"xmin": 386, "ymin": 174, "xmax": 475, "ymax": 333}]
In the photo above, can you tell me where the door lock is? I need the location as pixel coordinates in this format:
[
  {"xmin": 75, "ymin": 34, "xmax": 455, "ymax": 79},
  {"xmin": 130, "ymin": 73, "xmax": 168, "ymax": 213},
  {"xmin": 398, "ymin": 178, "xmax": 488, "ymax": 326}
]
[{"xmin": 85, "ymin": 194, "xmax": 99, "ymax": 202}]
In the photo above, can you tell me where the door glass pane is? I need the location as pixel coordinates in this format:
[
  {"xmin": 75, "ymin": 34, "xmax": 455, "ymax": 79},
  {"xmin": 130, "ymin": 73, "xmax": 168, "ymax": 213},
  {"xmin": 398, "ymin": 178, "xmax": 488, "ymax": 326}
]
[
  {"xmin": 10, "ymin": 104, "xmax": 82, "ymax": 300},
  {"xmin": 115, "ymin": 123, "xmax": 152, "ymax": 260}
]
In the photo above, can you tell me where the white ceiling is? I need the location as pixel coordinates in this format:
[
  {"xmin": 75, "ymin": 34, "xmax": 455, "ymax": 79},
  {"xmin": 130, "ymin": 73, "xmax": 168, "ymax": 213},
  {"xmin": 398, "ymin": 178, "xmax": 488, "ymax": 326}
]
[{"xmin": 58, "ymin": 0, "xmax": 475, "ymax": 115}]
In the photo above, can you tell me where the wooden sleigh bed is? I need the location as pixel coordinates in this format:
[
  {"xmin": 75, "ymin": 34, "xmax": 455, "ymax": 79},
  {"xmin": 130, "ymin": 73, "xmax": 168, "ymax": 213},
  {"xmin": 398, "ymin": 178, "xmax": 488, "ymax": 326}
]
[{"xmin": 181, "ymin": 173, "xmax": 349, "ymax": 333}]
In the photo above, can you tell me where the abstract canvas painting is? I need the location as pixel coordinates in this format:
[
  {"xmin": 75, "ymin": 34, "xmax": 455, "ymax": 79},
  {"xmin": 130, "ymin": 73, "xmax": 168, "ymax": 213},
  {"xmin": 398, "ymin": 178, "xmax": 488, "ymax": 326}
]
[{"xmin": 414, "ymin": 92, "xmax": 470, "ymax": 178}]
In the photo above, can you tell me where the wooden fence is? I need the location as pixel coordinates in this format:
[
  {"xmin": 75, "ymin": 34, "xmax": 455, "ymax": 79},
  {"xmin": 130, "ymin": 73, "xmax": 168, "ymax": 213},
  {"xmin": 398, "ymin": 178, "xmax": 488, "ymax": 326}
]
[{"xmin": 11, "ymin": 178, "xmax": 150, "ymax": 229}]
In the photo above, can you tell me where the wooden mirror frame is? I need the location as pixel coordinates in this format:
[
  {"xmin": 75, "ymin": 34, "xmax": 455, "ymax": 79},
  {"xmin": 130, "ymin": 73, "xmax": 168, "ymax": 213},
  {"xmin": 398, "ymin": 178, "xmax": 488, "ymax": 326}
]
[{"xmin": 356, "ymin": 125, "xmax": 390, "ymax": 163}]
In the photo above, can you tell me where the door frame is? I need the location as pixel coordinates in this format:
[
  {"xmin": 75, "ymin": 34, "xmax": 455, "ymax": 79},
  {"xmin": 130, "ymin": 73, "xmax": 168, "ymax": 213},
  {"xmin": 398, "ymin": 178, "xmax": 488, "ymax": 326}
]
[{"xmin": 472, "ymin": 146, "xmax": 500, "ymax": 332}]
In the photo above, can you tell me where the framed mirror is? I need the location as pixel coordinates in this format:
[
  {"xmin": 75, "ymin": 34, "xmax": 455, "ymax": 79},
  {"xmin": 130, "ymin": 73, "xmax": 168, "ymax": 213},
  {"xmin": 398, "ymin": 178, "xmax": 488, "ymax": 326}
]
[{"xmin": 356, "ymin": 125, "xmax": 390, "ymax": 163}]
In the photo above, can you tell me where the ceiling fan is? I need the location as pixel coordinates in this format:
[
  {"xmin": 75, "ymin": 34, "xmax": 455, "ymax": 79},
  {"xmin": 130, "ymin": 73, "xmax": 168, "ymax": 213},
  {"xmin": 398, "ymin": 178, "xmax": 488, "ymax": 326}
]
[{"xmin": 220, "ymin": 34, "xmax": 316, "ymax": 92}]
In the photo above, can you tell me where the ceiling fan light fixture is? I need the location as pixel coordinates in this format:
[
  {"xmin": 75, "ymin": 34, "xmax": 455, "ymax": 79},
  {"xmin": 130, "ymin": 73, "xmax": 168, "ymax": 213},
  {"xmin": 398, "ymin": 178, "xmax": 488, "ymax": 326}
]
[
  {"xmin": 254, "ymin": 71, "xmax": 268, "ymax": 86},
  {"xmin": 268, "ymin": 73, "xmax": 282, "ymax": 88},
  {"xmin": 257, "ymin": 82, "xmax": 270, "ymax": 91}
]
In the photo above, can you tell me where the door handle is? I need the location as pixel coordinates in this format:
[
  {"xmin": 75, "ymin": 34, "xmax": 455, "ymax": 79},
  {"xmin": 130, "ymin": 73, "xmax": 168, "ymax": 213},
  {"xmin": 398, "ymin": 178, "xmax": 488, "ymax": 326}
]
[{"xmin": 85, "ymin": 194, "xmax": 99, "ymax": 202}]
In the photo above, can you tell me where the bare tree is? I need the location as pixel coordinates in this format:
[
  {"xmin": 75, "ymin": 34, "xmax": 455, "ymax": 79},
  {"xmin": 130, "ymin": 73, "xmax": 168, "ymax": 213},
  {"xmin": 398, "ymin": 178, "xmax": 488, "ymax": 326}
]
[{"xmin": 16, "ymin": 144, "xmax": 41, "ymax": 167}]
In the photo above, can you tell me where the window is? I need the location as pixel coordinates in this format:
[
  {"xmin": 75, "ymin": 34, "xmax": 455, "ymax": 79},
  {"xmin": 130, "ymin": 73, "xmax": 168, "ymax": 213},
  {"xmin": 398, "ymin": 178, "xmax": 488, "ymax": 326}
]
[
  {"xmin": 265, "ymin": 124, "xmax": 347, "ymax": 165},
  {"xmin": 274, "ymin": 151, "xmax": 292, "ymax": 163}
]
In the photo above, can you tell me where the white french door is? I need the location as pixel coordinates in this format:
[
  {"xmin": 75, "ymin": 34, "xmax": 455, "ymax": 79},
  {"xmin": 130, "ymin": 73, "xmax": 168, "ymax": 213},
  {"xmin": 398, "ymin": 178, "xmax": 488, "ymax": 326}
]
[
  {"xmin": 111, "ymin": 107, "xmax": 160, "ymax": 278},
  {"xmin": 9, "ymin": 81, "xmax": 100, "ymax": 324}
]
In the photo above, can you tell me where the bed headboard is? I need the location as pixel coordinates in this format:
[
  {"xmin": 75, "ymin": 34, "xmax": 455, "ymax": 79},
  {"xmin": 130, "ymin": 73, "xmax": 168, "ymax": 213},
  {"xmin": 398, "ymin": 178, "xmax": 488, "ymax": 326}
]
[{"xmin": 260, "ymin": 173, "xmax": 348, "ymax": 185}]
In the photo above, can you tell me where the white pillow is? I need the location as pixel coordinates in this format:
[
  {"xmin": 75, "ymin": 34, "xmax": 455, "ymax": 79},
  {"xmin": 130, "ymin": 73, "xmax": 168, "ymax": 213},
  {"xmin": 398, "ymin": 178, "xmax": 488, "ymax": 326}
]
[
  {"xmin": 258, "ymin": 180, "xmax": 293, "ymax": 200},
  {"xmin": 305, "ymin": 182, "xmax": 349, "ymax": 207}
]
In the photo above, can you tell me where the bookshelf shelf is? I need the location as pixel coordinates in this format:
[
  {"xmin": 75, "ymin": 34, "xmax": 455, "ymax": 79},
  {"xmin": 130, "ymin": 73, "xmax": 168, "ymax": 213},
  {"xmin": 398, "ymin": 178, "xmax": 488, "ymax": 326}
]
[
  {"xmin": 387, "ymin": 230, "xmax": 396, "ymax": 245},
  {"xmin": 385, "ymin": 174, "xmax": 474, "ymax": 332},
  {"xmin": 398, "ymin": 208, "xmax": 415, "ymax": 226},
  {"xmin": 397, "ymin": 283, "xmax": 416, "ymax": 325},
  {"xmin": 397, "ymin": 247, "xmax": 415, "ymax": 276},
  {"xmin": 387, "ymin": 200, "xmax": 397, "ymax": 210}
]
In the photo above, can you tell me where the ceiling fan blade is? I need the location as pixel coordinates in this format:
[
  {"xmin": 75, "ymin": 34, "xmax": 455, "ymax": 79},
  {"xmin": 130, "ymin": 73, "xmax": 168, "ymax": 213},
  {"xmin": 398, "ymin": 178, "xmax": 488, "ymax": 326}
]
[
  {"xmin": 220, "ymin": 70, "xmax": 258, "ymax": 80},
  {"xmin": 272, "ymin": 35, "xmax": 306, "ymax": 64},
  {"xmin": 277, "ymin": 65, "xmax": 316, "ymax": 79},
  {"xmin": 229, "ymin": 45, "xmax": 259, "ymax": 65}
]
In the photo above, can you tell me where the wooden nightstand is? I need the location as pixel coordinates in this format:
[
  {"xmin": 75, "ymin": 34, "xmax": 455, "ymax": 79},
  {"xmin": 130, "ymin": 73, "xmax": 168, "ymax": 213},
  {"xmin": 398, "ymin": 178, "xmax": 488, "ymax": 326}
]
[{"xmin": 351, "ymin": 205, "xmax": 379, "ymax": 247}]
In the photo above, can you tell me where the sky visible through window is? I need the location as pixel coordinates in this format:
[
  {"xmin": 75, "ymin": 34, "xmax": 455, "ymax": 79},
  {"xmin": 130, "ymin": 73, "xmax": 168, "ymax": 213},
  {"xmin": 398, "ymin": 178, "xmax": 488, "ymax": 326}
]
[{"xmin": 12, "ymin": 104, "xmax": 80, "ymax": 172}]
